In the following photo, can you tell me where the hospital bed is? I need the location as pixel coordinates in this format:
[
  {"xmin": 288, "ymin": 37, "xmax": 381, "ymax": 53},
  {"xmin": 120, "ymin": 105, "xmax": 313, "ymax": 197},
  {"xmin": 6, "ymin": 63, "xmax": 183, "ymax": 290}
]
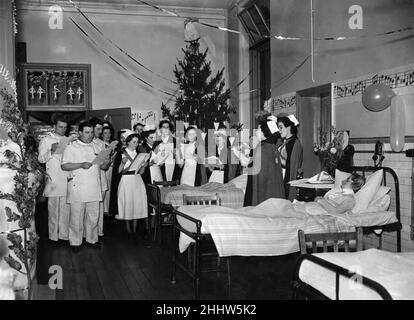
[
  {"xmin": 170, "ymin": 166, "xmax": 402, "ymax": 299},
  {"xmin": 292, "ymin": 249, "xmax": 414, "ymax": 300}
]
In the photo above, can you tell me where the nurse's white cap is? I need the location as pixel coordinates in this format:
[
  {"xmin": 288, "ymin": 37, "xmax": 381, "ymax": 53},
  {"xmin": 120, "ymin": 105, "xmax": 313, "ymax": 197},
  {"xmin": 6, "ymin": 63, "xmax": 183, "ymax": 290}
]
[
  {"xmin": 288, "ymin": 114, "xmax": 299, "ymax": 126},
  {"xmin": 121, "ymin": 129, "xmax": 135, "ymax": 140},
  {"xmin": 143, "ymin": 124, "xmax": 156, "ymax": 131}
]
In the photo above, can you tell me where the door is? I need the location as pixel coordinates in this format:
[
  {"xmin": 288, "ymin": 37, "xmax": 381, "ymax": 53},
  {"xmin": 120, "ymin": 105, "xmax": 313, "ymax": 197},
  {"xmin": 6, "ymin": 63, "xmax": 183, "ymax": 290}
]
[
  {"xmin": 296, "ymin": 84, "xmax": 332, "ymax": 178},
  {"xmin": 87, "ymin": 107, "xmax": 131, "ymax": 134}
]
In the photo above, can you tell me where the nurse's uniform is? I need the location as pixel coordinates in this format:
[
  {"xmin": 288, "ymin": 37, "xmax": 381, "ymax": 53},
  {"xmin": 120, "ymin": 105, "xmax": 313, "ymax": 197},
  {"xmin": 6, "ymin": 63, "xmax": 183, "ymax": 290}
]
[
  {"xmin": 180, "ymin": 142, "xmax": 197, "ymax": 186},
  {"xmin": 116, "ymin": 149, "xmax": 148, "ymax": 220}
]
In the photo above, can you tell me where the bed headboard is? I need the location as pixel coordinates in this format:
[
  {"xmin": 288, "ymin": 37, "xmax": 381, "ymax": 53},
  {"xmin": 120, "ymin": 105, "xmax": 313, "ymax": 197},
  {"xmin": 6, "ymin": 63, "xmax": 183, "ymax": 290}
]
[{"xmin": 349, "ymin": 166, "xmax": 402, "ymax": 252}]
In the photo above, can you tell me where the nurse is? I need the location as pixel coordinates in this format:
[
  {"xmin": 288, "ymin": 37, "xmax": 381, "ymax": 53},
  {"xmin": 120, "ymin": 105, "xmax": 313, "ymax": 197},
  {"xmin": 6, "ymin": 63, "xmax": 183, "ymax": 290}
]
[
  {"xmin": 157, "ymin": 120, "xmax": 179, "ymax": 182},
  {"xmin": 38, "ymin": 114, "xmax": 72, "ymax": 243},
  {"xmin": 178, "ymin": 126, "xmax": 206, "ymax": 186},
  {"xmin": 138, "ymin": 125, "xmax": 167, "ymax": 185},
  {"xmin": 61, "ymin": 122, "xmax": 109, "ymax": 252},
  {"xmin": 277, "ymin": 115, "xmax": 303, "ymax": 201}
]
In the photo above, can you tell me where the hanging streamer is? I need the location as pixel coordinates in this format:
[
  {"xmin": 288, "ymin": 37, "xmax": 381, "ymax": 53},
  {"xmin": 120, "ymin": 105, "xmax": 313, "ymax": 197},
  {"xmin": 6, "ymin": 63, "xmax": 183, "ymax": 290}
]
[
  {"xmin": 136, "ymin": 0, "xmax": 179, "ymax": 17},
  {"xmin": 273, "ymin": 25, "xmax": 414, "ymax": 41},
  {"xmin": 135, "ymin": 0, "xmax": 414, "ymax": 41},
  {"xmin": 70, "ymin": 18, "xmax": 177, "ymax": 98},
  {"xmin": 67, "ymin": 0, "xmax": 177, "ymax": 85}
]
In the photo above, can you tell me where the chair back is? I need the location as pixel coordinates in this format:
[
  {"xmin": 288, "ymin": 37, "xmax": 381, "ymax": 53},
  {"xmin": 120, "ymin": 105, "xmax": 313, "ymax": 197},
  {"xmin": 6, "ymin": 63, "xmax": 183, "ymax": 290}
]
[
  {"xmin": 147, "ymin": 184, "xmax": 160, "ymax": 212},
  {"xmin": 183, "ymin": 193, "xmax": 222, "ymax": 206},
  {"xmin": 298, "ymin": 228, "xmax": 363, "ymax": 254},
  {"xmin": 153, "ymin": 180, "xmax": 179, "ymax": 187}
]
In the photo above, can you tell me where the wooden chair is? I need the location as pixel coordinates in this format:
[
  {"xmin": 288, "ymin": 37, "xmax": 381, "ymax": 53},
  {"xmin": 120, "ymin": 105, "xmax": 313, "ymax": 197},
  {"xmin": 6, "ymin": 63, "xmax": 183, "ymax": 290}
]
[
  {"xmin": 182, "ymin": 193, "xmax": 222, "ymax": 206},
  {"xmin": 182, "ymin": 193, "xmax": 231, "ymax": 298},
  {"xmin": 298, "ymin": 228, "xmax": 363, "ymax": 254},
  {"xmin": 293, "ymin": 228, "xmax": 365, "ymax": 299},
  {"xmin": 147, "ymin": 180, "xmax": 179, "ymax": 243}
]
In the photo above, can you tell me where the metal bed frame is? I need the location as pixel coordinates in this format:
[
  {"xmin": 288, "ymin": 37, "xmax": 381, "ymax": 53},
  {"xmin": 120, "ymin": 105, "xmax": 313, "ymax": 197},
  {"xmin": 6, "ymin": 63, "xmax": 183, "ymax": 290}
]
[
  {"xmin": 170, "ymin": 166, "xmax": 402, "ymax": 299},
  {"xmin": 170, "ymin": 208, "xmax": 230, "ymax": 300},
  {"xmin": 291, "ymin": 254, "xmax": 393, "ymax": 300},
  {"xmin": 349, "ymin": 166, "xmax": 402, "ymax": 252},
  {"xmin": 291, "ymin": 166, "xmax": 402, "ymax": 300}
]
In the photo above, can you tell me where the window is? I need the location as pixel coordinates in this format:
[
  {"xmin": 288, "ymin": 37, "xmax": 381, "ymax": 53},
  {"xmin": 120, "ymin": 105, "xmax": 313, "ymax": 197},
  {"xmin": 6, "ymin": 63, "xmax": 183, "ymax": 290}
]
[
  {"xmin": 238, "ymin": 0, "xmax": 270, "ymax": 47},
  {"xmin": 239, "ymin": 0, "xmax": 270, "ymax": 130}
]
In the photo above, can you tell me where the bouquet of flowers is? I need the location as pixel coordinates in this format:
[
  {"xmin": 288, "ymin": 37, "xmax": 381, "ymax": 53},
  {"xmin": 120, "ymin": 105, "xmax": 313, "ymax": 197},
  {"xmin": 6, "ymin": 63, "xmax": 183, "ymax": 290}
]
[{"xmin": 313, "ymin": 127, "xmax": 343, "ymax": 177}]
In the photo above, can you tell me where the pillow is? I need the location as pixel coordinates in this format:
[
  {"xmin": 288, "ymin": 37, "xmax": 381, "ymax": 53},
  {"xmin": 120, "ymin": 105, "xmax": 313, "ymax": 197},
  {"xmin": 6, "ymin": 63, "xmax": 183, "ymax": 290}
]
[
  {"xmin": 370, "ymin": 186, "xmax": 391, "ymax": 205},
  {"xmin": 351, "ymin": 169, "xmax": 384, "ymax": 214},
  {"xmin": 363, "ymin": 194, "xmax": 391, "ymax": 213},
  {"xmin": 228, "ymin": 173, "xmax": 248, "ymax": 193},
  {"xmin": 334, "ymin": 169, "xmax": 352, "ymax": 189}
]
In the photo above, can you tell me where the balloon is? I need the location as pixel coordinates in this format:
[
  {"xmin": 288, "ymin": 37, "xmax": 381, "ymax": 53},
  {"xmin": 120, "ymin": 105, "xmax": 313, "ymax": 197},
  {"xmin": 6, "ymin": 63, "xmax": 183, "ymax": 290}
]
[
  {"xmin": 362, "ymin": 84, "xmax": 395, "ymax": 112},
  {"xmin": 390, "ymin": 95, "xmax": 405, "ymax": 152}
]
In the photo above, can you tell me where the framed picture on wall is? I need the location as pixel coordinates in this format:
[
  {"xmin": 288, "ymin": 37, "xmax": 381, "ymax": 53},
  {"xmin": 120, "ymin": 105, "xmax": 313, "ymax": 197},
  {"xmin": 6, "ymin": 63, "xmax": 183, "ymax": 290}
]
[{"xmin": 18, "ymin": 62, "xmax": 91, "ymax": 112}]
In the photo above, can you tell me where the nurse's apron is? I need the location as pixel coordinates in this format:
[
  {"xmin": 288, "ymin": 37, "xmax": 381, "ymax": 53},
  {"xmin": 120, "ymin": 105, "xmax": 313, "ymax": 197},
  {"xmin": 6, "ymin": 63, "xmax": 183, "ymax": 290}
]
[
  {"xmin": 149, "ymin": 151, "xmax": 163, "ymax": 183},
  {"xmin": 180, "ymin": 143, "xmax": 196, "ymax": 186},
  {"xmin": 159, "ymin": 141, "xmax": 175, "ymax": 181}
]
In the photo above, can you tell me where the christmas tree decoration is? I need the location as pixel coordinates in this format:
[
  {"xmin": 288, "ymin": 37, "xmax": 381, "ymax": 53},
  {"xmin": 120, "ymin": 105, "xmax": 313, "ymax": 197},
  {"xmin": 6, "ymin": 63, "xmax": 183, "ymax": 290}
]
[{"xmin": 161, "ymin": 40, "xmax": 234, "ymax": 131}]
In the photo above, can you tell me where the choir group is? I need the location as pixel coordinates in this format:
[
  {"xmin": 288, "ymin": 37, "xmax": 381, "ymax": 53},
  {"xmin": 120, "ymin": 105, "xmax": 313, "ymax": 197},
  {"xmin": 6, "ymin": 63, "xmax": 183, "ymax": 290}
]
[{"xmin": 38, "ymin": 112, "xmax": 305, "ymax": 252}]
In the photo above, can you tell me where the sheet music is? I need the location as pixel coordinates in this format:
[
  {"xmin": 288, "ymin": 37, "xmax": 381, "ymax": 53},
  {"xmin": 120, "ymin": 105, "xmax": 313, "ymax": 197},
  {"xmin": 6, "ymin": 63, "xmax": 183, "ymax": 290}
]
[
  {"xmin": 151, "ymin": 150, "xmax": 170, "ymax": 166},
  {"xmin": 206, "ymin": 156, "xmax": 222, "ymax": 165},
  {"xmin": 129, "ymin": 153, "xmax": 150, "ymax": 172},
  {"xmin": 92, "ymin": 148, "xmax": 113, "ymax": 166},
  {"xmin": 54, "ymin": 136, "xmax": 75, "ymax": 155}
]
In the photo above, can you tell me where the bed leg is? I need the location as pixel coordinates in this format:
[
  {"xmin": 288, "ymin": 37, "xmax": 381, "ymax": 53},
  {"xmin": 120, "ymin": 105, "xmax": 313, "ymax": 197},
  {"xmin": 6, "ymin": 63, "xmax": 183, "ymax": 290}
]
[
  {"xmin": 378, "ymin": 234, "xmax": 383, "ymax": 250},
  {"xmin": 397, "ymin": 230, "xmax": 402, "ymax": 252},
  {"xmin": 171, "ymin": 216, "xmax": 177, "ymax": 285},
  {"xmin": 194, "ymin": 241, "xmax": 200, "ymax": 300},
  {"xmin": 226, "ymin": 258, "xmax": 231, "ymax": 299}
]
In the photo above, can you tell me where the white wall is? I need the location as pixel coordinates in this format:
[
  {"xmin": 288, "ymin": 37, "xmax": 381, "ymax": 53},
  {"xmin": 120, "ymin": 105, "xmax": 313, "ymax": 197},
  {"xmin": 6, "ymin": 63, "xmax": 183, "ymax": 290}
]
[{"xmin": 17, "ymin": 0, "xmax": 229, "ymax": 118}]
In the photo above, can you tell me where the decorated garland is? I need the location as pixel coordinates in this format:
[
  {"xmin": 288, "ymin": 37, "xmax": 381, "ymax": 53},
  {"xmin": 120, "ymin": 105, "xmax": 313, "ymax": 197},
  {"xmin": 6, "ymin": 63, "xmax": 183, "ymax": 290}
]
[{"xmin": 0, "ymin": 88, "xmax": 45, "ymax": 299}]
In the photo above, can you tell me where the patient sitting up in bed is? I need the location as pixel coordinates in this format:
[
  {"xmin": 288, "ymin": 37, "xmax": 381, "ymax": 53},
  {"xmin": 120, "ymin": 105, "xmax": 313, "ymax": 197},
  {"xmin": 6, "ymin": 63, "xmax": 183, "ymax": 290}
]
[{"xmin": 314, "ymin": 173, "xmax": 365, "ymax": 214}]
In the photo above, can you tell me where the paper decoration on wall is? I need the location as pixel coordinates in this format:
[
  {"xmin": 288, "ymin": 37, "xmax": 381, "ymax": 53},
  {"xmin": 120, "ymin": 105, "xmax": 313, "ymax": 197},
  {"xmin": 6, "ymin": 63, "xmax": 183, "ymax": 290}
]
[
  {"xmin": 131, "ymin": 109, "xmax": 158, "ymax": 128},
  {"xmin": 264, "ymin": 95, "xmax": 296, "ymax": 114},
  {"xmin": 334, "ymin": 69, "xmax": 414, "ymax": 99}
]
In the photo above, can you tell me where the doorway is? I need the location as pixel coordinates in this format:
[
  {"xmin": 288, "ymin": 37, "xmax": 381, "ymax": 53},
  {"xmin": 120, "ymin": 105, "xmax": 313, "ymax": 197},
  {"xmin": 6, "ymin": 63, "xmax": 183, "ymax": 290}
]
[{"xmin": 296, "ymin": 84, "xmax": 332, "ymax": 178}]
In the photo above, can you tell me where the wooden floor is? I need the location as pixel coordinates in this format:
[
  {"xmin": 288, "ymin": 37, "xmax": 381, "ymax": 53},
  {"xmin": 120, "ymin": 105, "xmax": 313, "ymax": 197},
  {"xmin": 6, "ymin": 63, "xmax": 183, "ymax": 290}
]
[{"xmin": 34, "ymin": 203, "xmax": 298, "ymax": 300}]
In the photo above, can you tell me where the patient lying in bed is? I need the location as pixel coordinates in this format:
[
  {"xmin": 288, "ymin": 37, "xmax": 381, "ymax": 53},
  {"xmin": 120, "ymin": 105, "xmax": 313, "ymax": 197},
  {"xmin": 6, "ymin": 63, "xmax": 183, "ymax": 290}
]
[{"xmin": 296, "ymin": 173, "xmax": 365, "ymax": 215}]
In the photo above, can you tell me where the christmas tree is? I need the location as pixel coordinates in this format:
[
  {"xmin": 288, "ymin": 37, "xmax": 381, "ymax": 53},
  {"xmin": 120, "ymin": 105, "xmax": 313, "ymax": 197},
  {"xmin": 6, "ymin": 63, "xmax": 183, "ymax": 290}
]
[{"xmin": 161, "ymin": 39, "xmax": 234, "ymax": 131}]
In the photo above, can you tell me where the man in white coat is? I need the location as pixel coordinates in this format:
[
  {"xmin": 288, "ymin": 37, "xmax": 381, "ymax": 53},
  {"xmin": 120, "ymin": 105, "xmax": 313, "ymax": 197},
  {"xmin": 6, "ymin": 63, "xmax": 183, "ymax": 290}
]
[
  {"xmin": 38, "ymin": 115, "xmax": 71, "ymax": 243},
  {"xmin": 61, "ymin": 122, "xmax": 109, "ymax": 252},
  {"xmin": 90, "ymin": 118, "xmax": 109, "ymax": 238}
]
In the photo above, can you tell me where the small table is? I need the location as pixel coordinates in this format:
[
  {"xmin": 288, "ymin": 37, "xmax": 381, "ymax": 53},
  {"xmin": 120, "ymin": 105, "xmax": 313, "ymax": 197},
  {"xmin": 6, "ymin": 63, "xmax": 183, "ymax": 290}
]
[{"xmin": 289, "ymin": 178, "xmax": 334, "ymax": 202}]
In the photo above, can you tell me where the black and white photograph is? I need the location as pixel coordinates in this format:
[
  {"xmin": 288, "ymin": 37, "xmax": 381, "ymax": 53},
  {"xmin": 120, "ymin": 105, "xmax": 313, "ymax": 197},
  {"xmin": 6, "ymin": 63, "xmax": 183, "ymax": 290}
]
[{"xmin": 0, "ymin": 0, "xmax": 414, "ymax": 306}]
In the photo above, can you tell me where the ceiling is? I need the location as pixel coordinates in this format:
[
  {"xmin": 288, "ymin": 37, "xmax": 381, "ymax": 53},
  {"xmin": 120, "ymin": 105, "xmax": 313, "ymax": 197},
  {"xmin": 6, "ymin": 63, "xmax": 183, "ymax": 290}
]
[{"xmin": 76, "ymin": 0, "xmax": 249, "ymax": 10}]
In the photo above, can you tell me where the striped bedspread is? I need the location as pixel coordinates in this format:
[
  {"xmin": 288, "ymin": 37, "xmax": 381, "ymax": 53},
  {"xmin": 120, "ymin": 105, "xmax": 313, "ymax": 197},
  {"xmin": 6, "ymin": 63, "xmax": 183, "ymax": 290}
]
[
  {"xmin": 176, "ymin": 198, "xmax": 357, "ymax": 257},
  {"xmin": 160, "ymin": 182, "xmax": 245, "ymax": 209}
]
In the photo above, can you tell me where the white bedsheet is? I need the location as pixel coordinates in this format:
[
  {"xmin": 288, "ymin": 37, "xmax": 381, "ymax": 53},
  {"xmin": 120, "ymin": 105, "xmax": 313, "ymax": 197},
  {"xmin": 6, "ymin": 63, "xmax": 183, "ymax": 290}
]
[
  {"xmin": 176, "ymin": 198, "xmax": 398, "ymax": 257},
  {"xmin": 299, "ymin": 249, "xmax": 414, "ymax": 300}
]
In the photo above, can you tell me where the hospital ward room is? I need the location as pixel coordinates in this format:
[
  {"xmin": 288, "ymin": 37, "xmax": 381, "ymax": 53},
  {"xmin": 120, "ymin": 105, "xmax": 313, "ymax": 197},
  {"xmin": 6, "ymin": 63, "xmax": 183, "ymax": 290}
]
[{"xmin": 1, "ymin": 0, "xmax": 414, "ymax": 303}]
